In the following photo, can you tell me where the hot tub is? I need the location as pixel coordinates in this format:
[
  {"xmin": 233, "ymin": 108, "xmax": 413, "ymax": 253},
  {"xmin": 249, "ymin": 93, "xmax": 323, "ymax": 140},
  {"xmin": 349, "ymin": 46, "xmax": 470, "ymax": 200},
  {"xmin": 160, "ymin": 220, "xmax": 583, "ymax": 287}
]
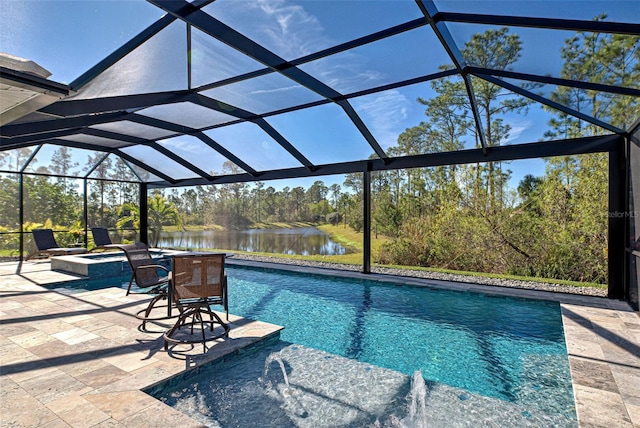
[{"xmin": 50, "ymin": 249, "xmax": 182, "ymax": 278}]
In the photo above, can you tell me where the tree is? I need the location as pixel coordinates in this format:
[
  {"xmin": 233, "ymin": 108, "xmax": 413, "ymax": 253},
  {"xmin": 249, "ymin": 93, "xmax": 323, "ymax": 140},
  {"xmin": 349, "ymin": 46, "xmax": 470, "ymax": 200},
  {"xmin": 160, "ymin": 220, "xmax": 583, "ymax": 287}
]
[
  {"xmin": 539, "ymin": 15, "xmax": 639, "ymax": 282},
  {"xmin": 517, "ymin": 174, "xmax": 544, "ymax": 215},
  {"xmin": 85, "ymin": 153, "xmax": 113, "ymax": 226},
  {"xmin": 51, "ymin": 147, "xmax": 79, "ymax": 191},
  {"xmin": 421, "ymin": 28, "xmax": 529, "ymax": 213},
  {"xmin": 307, "ymin": 180, "xmax": 328, "ymax": 204},
  {"xmin": 117, "ymin": 193, "xmax": 182, "ymax": 246},
  {"xmin": 289, "ymin": 186, "xmax": 306, "ymax": 221},
  {"xmin": 544, "ymin": 15, "xmax": 639, "ymax": 138},
  {"xmin": 373, "ymin": 189, "xmax": 402, "ymax": 237},
  {"xmin": 329, "ymin": 183, "xmax": 341, "ymax": 210},
  {"xmin": 252, "ymin": 181, "xmax": 265, "ymax": 223}
]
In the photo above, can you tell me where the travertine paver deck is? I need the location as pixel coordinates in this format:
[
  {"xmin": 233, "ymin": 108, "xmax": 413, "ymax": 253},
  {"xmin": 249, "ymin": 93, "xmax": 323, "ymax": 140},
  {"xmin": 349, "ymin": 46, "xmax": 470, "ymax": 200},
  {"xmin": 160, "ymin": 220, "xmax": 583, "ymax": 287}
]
[
  {"xmin": 0, "ymin": 261, "xmax": 282, "ymax": 427},
  {"xmin": 562, "ymin": 302, "xmax": 640, "ymax": 427},
  {"xmin": 0, "ymin": 260, "xmax": 638, "ymax": 427}
]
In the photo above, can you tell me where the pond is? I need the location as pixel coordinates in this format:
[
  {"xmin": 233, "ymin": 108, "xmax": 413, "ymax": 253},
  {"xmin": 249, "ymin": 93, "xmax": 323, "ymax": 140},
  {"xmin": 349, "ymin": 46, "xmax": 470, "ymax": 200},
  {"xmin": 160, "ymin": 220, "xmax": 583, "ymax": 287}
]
[{"xmin": 157, "ymin": 227, "xmax": 351, "ymax": 256}]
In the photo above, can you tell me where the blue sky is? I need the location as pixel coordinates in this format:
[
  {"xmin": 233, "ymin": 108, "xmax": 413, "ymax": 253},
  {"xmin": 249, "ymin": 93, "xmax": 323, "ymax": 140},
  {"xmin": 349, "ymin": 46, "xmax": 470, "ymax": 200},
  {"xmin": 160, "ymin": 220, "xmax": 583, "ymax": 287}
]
[{"xmin": 1, "ymin": 0, "xmax": 637, "ymax": 192}]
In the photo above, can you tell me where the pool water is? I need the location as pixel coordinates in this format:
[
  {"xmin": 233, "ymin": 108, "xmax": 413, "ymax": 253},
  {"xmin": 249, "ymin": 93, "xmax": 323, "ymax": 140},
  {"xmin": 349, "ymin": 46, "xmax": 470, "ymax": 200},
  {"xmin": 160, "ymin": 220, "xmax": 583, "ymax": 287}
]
[
  {"xmin": 46, "ymin": 275, "xmax": 131, "ymax": 293},
  {"xmin": 147, "ymin": 266, "xmax": 577, "ymax": 427}
]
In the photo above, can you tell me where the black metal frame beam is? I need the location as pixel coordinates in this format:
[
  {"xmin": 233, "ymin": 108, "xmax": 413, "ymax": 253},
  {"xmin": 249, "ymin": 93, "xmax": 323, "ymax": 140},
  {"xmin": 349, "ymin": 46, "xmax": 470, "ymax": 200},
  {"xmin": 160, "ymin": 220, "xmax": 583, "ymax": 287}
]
[
  {"xmin": 127, "ymin": 113, "xmax": 258, "ymax": 175},
  {"xmin": 148, "ymin": 0, "xmax": 387, "ymax": 161},
  {"xmin": 48, "ymin": 137, "xmax": 128, "ymax": 153},
  {"xmin": 0, "ymin": 137, "xmax": 121, "ymax": 156},
  {"xmin": 415, "ymin": 0, "xmax": 488, "ymax": 152},
  {"xmin": 194, "ymin": 132, "xmax": 258, "ymax": 176},
  {"xmin": 2, "ymin": 106, "xmax": 191, "ymax": 155},
  {"xmin": 19, "ymin": 145, "xmax": 42, "ymax": 173},
  {"xmin": 338, "ymin": 100, "xmax": 388, "ymax": 162},
  {"xmin": 149, "ymin": 135, "xmax": 620, "ymax": 188},
  {"xmin": 83, "ymin": 151, "xmax": 112, "ymax": 179},
  {"xmin": 477, "ymin": 74, "xmax": 625, "ymax": 135},
  {"xmin": 127, "ymin": 112, "xmax": 202, "ymax": 135},
  {"xmin": 1, "ymin": 112, "xmax": 129, "ymax": 138},
  {"xmin": 609, "ymin": 141, "xmax": 626, "ymax": 298},
  {"xmin": 185, "ymin": 93, "xmax": 254, "ymax": 121},
  {"xmin": 83, "ymin": 128, "xmax": 214, "ymax": 180},
  {"xmin": 40, "ymin": 91, "xmax": 191, "ymax": 117},
  {"xmin": 434, "ymin": 12, "xmax": 640, "ymax": 36},
  {"xmin": 0, "ymin": 66, "xmax": 70, "ymax": 95},
  {"xmin": 139, "ymin": 183, "xmax": 148, "ymax": 245},
  {"xmin": 1, "ymin": 129, "xmax": 85, "ymax": 149},
  {"xmin": 252, "ymin": 118, "xmax": 315, "ymax": 171},
  {"xmin": 363, "ymin": 162, "xmax": 372, "ymax": 274},
  {"xmin": 468, "ymin": 67, "xmax": 640, "ymax": 98},
  {"xmin": 113, "ymin": 149, "xmax": 176, "ymax": 184},
  {"xmin": 2, "ymin": 167, "xmax": 140, "ymax": 184},
  {"xmin": 194, "ymin": 17, "xmax": 428, "ymax": 92}
]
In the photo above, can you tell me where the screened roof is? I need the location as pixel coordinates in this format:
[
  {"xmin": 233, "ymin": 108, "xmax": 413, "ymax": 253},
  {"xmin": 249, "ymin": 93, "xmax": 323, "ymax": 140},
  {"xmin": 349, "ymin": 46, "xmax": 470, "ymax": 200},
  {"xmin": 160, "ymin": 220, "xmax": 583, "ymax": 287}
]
[{"xmin": 0, "ymin": 0, "xmax": 639, "ymax": 187}]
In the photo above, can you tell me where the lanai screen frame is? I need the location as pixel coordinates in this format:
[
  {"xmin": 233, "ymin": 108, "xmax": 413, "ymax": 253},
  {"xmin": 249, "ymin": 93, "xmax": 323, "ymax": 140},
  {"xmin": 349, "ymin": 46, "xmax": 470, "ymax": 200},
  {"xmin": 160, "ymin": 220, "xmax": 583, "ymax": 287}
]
[{"xmin": 0, "ymin": 0, "xmax": 638, "ymax": 304}]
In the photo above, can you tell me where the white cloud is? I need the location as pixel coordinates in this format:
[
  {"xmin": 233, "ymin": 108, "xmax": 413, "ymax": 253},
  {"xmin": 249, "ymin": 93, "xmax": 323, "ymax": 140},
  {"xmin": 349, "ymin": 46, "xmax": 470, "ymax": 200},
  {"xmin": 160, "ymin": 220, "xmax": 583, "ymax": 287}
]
[
  {"xmin": 352, "ymin": 90, "xmax": 410, "ymax": 149},
  {"xmin": 219, "ymin": 0, "xmax": 328, "ymax": 59},
  {"xmin": 160, "ymin": 136, "xmax": 203, "ymax": 154},
  {"xmin": 210, "ymin": 1, "xmax": 387, "ymax": 95},
  {"xmin": 250, "ymin": 85, "xmax": 302, "ymax": 96},
  {"xmin": 502, "ymin": 119, "xmax": 532, "ymax": 145}
]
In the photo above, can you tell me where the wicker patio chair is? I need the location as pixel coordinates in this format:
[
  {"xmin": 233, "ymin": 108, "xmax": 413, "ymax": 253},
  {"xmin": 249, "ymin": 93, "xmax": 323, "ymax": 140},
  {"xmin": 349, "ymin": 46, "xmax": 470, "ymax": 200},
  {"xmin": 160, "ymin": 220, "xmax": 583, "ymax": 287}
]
[
  {"xmin": 164, "ymin": 253, "xmax": 229, "ymax": 351},
  {"xmin": 120, "ymin": 243, "xmax": 173, "ymax": 329}
]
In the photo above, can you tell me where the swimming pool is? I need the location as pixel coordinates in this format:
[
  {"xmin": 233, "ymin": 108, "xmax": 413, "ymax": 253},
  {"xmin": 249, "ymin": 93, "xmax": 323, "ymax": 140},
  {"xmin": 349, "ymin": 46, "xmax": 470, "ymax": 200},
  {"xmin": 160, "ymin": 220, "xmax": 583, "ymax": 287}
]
[{"xmin": 147, "ymin": 265, "xmax": 577, "ymax": 427}]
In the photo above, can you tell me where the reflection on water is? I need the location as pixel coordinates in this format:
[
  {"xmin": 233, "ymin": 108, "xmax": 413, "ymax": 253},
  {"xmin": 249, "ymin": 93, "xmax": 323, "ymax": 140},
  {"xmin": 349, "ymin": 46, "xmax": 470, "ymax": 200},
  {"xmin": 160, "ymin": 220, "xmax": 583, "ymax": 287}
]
[{"xmin": 158, "ymin": 227, "xmax": 350, "ymax": 256}]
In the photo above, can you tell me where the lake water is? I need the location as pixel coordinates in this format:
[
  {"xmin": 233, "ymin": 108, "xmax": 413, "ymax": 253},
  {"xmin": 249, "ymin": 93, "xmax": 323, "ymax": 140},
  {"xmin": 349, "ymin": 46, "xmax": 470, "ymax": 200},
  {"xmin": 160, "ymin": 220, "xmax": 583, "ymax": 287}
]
[{"xmin": 158, "ymin": 227, "xmax": 351, "ymax": 256}]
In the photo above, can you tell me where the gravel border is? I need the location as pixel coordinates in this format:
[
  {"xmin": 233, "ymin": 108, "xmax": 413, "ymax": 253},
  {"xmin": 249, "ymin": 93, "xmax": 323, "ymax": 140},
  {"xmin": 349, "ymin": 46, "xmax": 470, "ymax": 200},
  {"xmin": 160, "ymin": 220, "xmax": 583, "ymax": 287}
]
[
  {"xmin": 4, "ymin": 253, "xmax": 607, "ymax": 298},
  {"xmin": 230, "ymin": 253, "xmax": 608, "ymax": 298}
]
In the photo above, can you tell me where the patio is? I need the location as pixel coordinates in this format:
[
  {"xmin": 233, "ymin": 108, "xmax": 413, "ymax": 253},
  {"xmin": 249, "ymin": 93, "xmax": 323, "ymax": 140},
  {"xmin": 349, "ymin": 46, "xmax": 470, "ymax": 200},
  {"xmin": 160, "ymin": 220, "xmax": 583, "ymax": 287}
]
[
  {"xmin": 0, "ymin": 259, "xmax": 638, "ymax": 427},
  {"xmin": 0, "ymin": 1, "xmax": 639, "ymax": 426},
  {"xmin": 0, "ymin": 259, "xmax": 283, "ymax": 427}
]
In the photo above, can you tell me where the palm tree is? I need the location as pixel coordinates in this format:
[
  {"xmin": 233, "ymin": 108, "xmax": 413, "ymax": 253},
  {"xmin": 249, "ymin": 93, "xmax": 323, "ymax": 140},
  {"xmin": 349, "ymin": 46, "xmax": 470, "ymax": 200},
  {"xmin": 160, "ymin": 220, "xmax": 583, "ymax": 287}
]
[{"xmin": 117, "ymin": 193, "xmax": 182, "ymax": 247}]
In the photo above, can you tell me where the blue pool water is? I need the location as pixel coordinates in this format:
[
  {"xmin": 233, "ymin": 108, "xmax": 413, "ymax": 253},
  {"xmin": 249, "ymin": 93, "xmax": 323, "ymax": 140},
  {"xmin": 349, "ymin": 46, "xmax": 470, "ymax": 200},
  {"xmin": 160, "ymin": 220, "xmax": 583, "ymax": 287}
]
[
  {"xmin": 227, "ymin": 266, "xmax": 572, "ymax": 402},
  {"xmin": 50, "ymin": 265, "xmax": 577, "ymax": 426}
]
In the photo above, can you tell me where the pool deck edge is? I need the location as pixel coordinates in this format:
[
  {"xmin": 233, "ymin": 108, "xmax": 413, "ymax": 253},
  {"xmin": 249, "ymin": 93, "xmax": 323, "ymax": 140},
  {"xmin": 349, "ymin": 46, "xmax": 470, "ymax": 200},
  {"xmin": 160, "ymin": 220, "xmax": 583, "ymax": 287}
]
[
  {"xmin": 1, "ymin": 260, "xmax": 638, "ymax": 427},
  {"xmin": 561, "ymin": 302, "xmax": 640, "ymax": 428}
]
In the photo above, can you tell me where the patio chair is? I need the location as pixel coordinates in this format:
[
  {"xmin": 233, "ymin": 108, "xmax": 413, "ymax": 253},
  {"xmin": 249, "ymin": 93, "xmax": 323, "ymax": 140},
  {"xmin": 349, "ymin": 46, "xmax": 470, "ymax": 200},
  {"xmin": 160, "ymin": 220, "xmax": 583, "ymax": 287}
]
[
  {"xmin": 89, "ymin": 226, "xmax": 121, "ymax": 252},
  {"xmin": 164, "ymin": 253, "xmax": 229, "ymax": 351},
  {"xmin": 120, "ymin": 243, "xmax": 173, "ymax": 329},
  {"xmin": 26, "ymin": 228, "xmax": 87, "ymax": 260}
]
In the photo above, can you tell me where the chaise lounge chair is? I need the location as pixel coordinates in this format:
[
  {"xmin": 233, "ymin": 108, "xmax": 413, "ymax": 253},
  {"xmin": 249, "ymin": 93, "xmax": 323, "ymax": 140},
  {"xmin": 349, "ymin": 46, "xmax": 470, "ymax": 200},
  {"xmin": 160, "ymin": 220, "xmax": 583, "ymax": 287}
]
[
  {"xmin": 26, "ymin": 228, "xmax": 87, "ymax": 260},
  {"xmin": 89, "ymin": 226, "xmax": 122, "ymax": 252}
]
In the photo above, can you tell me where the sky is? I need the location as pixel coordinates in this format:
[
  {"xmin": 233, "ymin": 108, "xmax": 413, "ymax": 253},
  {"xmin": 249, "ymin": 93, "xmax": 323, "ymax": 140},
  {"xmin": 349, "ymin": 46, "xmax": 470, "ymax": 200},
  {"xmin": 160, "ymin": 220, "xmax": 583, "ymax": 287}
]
[{"xmin": 1, "ymin": 0, "xmax": 638, "ymax": 192}]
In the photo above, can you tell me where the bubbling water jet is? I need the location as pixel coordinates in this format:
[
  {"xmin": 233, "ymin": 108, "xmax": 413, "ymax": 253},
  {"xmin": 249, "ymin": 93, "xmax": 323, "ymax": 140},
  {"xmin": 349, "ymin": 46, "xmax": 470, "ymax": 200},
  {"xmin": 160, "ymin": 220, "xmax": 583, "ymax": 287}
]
[
  {"xmin": 375, "ymin": 370, "xmax": 428, "ymax": 428},
  {"xmin": 261, "ymin": 352, "xmax": 290, "ymax": 389},
  {"xmin": 406, "ymin": 370, "xmax": 428, "ymax": 428},
  {"xmin": 260, "ymin": 352, "xmax": 309, "ymax": 419}
]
